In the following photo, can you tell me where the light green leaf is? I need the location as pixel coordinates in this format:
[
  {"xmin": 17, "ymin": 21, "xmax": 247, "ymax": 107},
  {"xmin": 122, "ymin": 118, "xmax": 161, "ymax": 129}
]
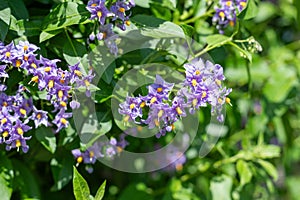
[
  {"xmin": 236, "ymin": 160, "xmax": 252, "ymax": 186},
  {"xmin": 95, "ymin": 180, "xmax": 106, "ymax": 200},
  {"xmin": 256, "ymin": 159, "xmax": 278, "ymax": 181},
  {"xmin": 40, "ymin": 30, "xmax": 63, "ymax": 43},
  {"xmin": 73, "ymin": 166, "xmax": 91, "ymax": 200},
  {"xmin": 0, "ymin": 153, "xmax": 14, "ymax": 200},
  {"xmin": 42, "ymin": 2, "xmax": 90, "ymax": 32},
  {"xmin": 240, "ymin": 0, "xmax": 258, "ymax": 20},
  {"xmin": 206, "ymin": 34, "xmax": 231, "ymax": 47},
  {"xmin": 35, "ymin": 126, "xmax": 57, "ymax": 154},
  {"xmin": 210, "ymin": 175, "xmax": 233, "ymax": 200},
  {"xmin": 0, "ymin": 4, "xmax": 10, "ymax": 41},
  {"xmin": 253, "ymin": 145, "xmax": 281, "ymax": 159}
]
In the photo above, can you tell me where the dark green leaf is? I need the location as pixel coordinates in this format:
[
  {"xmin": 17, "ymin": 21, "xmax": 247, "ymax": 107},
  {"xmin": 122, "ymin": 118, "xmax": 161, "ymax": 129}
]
[
  {"xmin": 63, "ymin": 39, "xmax": 87, "ymax": 66},
  {"xmin": 0, "ymin": 153, "xmax": 14, "ymax": 200},
  {"xmin": 40, "ymin": 29, "xmax": 63, "ymax": 43},
  {"xmin": 42, "ymin": 2, "xmax": 90, "ymax": 32},
  {"xmin": 73, "ymin": 166, "xmax": 91, "ymax": 200},
  {"xmin": 35, "ymin": 126, "xmax": 57, "ymax": 154},
  {"xmin": 50, "ymin": 152, "xmax": 74, "ymax": 191},
  {"xmin": 12, "ymin": 159, "xmax": 41, "ymax": 199},
  {"xmin": 95, "ymin": 180, "xmax": 106, "ymax": 200},
  {"xmin": 118, "ymin": 184, "xmax": 153, "ymax": 200}
]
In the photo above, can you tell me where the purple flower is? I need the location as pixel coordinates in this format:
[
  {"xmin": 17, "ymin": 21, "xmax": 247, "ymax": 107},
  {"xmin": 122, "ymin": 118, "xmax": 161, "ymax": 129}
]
[
  {"xmin": 86, "ymin": 0, "xmax": 110, "ymax": 25},
  {"xmin": 0, "ymin": 65, "xmax": 8, "ymax": 78},
  {"xmin": 118, "ymin": 96, "xmax": 143, "ymax": 123},
  {"xmin": 5, "ymin": 134, "xmax": 31, "ymax": 153},
  {"xmin": 30, "ymin": 107, "xmax": 49, "ymax": 128},
  {"xmin": 52, "ymin": 110, "xmax": 72, "ymax": 133},
  {"xmin": 235, "ymin": 0, "xmax": 247, "ymax": 12},
  {"xmin": 110, "ymin": 0, "xmax": 132, "ymax": 22}
]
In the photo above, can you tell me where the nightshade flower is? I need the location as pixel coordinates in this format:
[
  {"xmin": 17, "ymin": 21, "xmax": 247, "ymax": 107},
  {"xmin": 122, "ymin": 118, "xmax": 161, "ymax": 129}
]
[
  {"xmin": 235, "ymin": 0, "xmax": 247, "ymax": 12},
  {"xmin": 53, "ymin": 110, "xmax": 72, "ymax": 133},
  {"xmin": 5, "ymin": 134, "xmax": 31, "ymax": 153},
  {"xmin": 86, "ymin": 0, "xmax": 110, "ymax": 25},
  {"xmin": 119, "ymin": 96, "xmax": 143, "ymax": 123},
  {"xmin": 30, "ymin": 107, "xmax": 49, "ymax": 128},
  {"xmin": 0, "ymin": 65, "xmax": 8, "ymax": 78}
]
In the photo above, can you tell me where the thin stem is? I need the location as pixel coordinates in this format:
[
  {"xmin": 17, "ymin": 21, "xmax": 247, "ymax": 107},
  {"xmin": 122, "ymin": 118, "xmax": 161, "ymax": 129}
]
[{"xmin": 179, "ymin": 10, "xmax": 215, "ymax": 25}]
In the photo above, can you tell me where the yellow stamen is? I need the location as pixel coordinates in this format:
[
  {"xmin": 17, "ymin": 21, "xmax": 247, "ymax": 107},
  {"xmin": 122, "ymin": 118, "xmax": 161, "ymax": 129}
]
[
  {"xmin": 226, "ymin": 97, "xmax": 232, "ymax": 106},
  {"xmin": 17, "ymin": 127, "xmax": 23, "ymax": 135},
  {"xmin": 103, "ymin": 32, "xmax": 107, "ymax": 39},
  {"xmin": 176, "ymin": 107, "xmax": 183, "ymax": 115},
  {"xmin": 154, "ymin": 119, "xmax": 160, "ymax": 127},
  {"xmin": 117, "ymin": 146, "xmax": 123, "ymax": 153},
  {"xmin": 171, "ymin": 124, "xmax": 175, "ymax": 130},
  {"xmin": 84, "ymin": 80, "xmax": 90, "ymax": 87},
  {"xmin": 157, "ymin": 110, "xmax": 164, "ymax": 118},
  {"xmin": 60, "ymin": 79, "xmax": 65, "ymax": 84},
  {"xmin": 192, "ymin": 98, "xmax": 198, "ymax": 107},
  {"xmin": 137, "ymin": 126, "xmax": 143, "ymax": 132},
  {"xmin": 44, "ymin": 67, "xmax": 51, "ymax": 72},
  {"xmin": 176, "ymin": 164, "xmax": 183, "ymax": 171},
  {"xmin": 157, "ymin": 87, "xmax": 163, "ymax": 93},
  {"xmin": 123, "ymin": 115, "xmax": 130, "ymax": 122},
  {"xmin": 16, "ymin": 60, "xmax": 22, "ymax": 68},
  {"xmin": 125, "ymin": 21, "xmax": 131, "ymax": 26},
  {"xmin": 2, "ymin": 102, "xmax": 7, "ymax": 107},
  {"xmin": 229, "ymin": 20, "xmax": 235, "ymax": 27},
  {"xmin": 215, "ymin": 79, "xmax": 221, "ymax": 86},
  {"xmin": 31, "ymin": 63, "xmax": 37, "ymax": 68},
  {"xmin": 195, "ymin": 70, "xmax": 200, "ymax": 75},
  {"xmin": 119, "ymin": 7, "xmax": 125, "ymax": 13},
  {"xmin": 2, "ymin": 131, "xmax": 9, "ymax": 138},
  {"xmin": 58, "ymin": 90, "xmax": 64, "ymax": 99},
  {"xmin": 60, "ymin": 118, "xmax": 68, "ymax": 125},
  {"xmin": 37, "ymin": 114, "xmax": 42, "ymax": 119},
  {"xmin": 129, "ymin": 103, "xmax": 135, "ymax": 109},
  {"xmin": 150, "ymin": 97, "xmax": 157, "ymax": 104},
  {"xmin": 74, "ymin": 70, "xmax": 82, "ymax": 76},
  {"xmin": 191, "ymin": 79, "xmax": 197, "ymax": 87},
  {"xmin": 202, "ymin": 91, "xmax": 207, "ymax": 98},
  {"xmin": 20, "ymin": 108, "xmax": 26, "ymax": 116},
  {"xmin": 77, "ymin": 156, "xmax": 83, "ymax": 163},
  {"xmin": 23, "ymin": 45, "xmax": 28, "ymax": 51},
  {"xmin": 1, "ymin": 118, "xmax": 7, "ymax": 125},
  {"xmin": 226, "ymin": 1, "xmax": 232, "ymax": 6},
  {"xmin": 60, "ymin": 101, "xmax": 67, "ymax": 107},
  {"xmin": 89, "ymin": 151, "xmax": 94, "ymax": 158},
  {"xmin": 91, "ymin": 3, "xmax": 97, "ymax": 7},
  {"xmin": 48, "ymin": 80, "xmax": 54, "ymax": 88},
  {"xmin": 240, "ymin": 1, "xmax": 246, "ymax": 8},
  {"xmin": 140, "ymin": 102, "xmax": 146, "ymax": 108},
  {"xmin": 218, "ymin": 98, "xmax": 223, "ymax": 104},
  {"xmin": 219, "ymin": 11, "xmax": 225, "ymax": 19},
  {"xmin": 31, "ymin": 76, "xmax": 39, "ymax": 83},
  {"xmin": 5, "ymin": 52, "xmax": 10, "ymax": 58},
  {"xmin": 97, "ymin": 11, "xmax": 102, "ymax": 18},
  {"xmin": 16, "ymin": 140, "xmax": 21, "ymax": 148},
  {"xmin": 24, "ymin": 56, "xmax": 29, "ymax": 61}
]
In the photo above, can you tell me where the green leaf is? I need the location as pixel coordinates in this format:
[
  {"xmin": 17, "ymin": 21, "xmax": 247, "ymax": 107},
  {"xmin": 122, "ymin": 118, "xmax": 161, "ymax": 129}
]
[
  {"xmin": 73, "ymin": 166, "xmax": 91, "ymax": 200},
  {"xmin": 35, "ymin": 126, "xmax": 57, "ymax": 154},
  {"xmin": 0, "ymin": 153, "xmax": 14, "ymax": 200},
  {"xmin": 236, "ymin": 160, "xmax": 252, "ymax": 187},
  {"xmin": 63, "ymin": 39, "xmax": 87, "ymax": 66},
  {"xmin": 263, "ymin": 66, "xmax": 297, "ymax": 103},
  {"xmin": 210, "ymin": 175, "xmax": 233, "ymax": 200},
  {"xmin": 131, "ymin": 14, "xmax": 185, "ymax": 38},
  {"xmin": 239, "ymin": 0, "xmax": 258, "ymax": 20},
  {"xmin": 102, "ymin": 61, "xmax": 116, "ymax": 84},
  {"xmin": 253, "ymin": 145, "xmax": 281, "ymax": 159},
  {"xmin": 6, "ymin": 0, "xmax": 28, "ymax": 20},
  {"xmin": 256, "ymin": 159, "xmax": 278, "ymax": 181},
  {"xmin": 134, "ymin": 0, "xmax": 151, "ymax": 8},
  {"xmin": 95, "ymin": 180, "xmax": 106, "ymax": 200},
  {"xmin": 9, "ymin": 17, "xmax": 42, "ymax": 37},
  {"xmin": 42, "ymin": 2, "xmax": 90, "ymax": 32},
  {"xmin": 40, "ymin": 29, "xmax": 63, "ymax": 43},
  {"xmin": 50, "ymin": 152, "xmax": 74, "ymax": 191},
  {"xmin": 0, "ymin": 3, "xmax": 10, "ymax": 41},
  {"xmin": 206, "ymin": 34, "xmax": 231, "ymax": 47},
  {"xmin": 12, "ymin": 159, "xmax": 41, "ymax": 199},
  {"xmin": 118, "ymin": 184, "xmax": 153, "ymax": 200}
]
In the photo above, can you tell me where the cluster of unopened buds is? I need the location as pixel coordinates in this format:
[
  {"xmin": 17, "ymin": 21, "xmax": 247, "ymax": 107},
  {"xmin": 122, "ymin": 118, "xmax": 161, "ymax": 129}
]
[
  {"xmin": 0, "ymin": 40, "xmax": 94, "ymax": 153},
  {"xmin": 213, "ymin": 0, "xmax": 247, "ymax": 34},
  {"xmin": 119, "ymin": 59, "xmax": 232, "ymax": 138},
  {"xmin": 86, "ymin": 0, "xmax": 135, "ymax": 55}
]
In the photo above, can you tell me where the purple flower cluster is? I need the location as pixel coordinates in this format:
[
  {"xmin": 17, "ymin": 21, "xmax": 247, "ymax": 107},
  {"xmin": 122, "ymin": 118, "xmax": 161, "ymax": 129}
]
[
  {"xmin": 72, "ymin": 135, "xmax": 128, "ymax": 173},
  {"xmin": 0, "ymin": 41, "xmax": 94, "ymax": 153},
  {"xmin": 213, "ymin": 0, "xmax": 247, "ymax": 34},
  {"xmin": 119, "ymin": 59, "xmax": 232, "ymax": 138},
  {"xmin": 86, "ymin": 0, "xmax": 135, "ymax": 55}
]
